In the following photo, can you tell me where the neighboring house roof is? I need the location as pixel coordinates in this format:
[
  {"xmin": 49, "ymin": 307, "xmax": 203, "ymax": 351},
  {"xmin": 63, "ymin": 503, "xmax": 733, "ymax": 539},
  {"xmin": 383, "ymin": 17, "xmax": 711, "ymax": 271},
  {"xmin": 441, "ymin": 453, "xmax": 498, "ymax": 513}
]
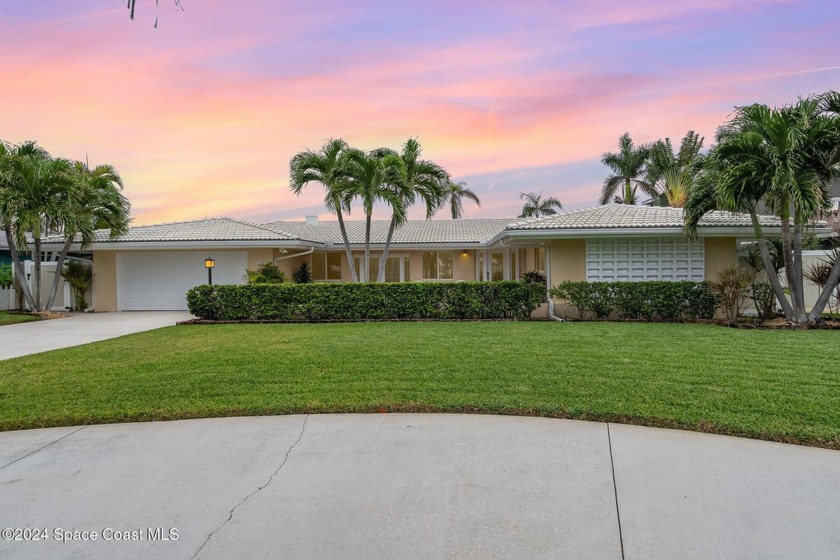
[
  {"xmin": 265, "ymin": 219, "xmax": 514, "ymax": 245},
  {"xmin": 506, "ymin": 204, "xmax": 781, "ymax": 231}
]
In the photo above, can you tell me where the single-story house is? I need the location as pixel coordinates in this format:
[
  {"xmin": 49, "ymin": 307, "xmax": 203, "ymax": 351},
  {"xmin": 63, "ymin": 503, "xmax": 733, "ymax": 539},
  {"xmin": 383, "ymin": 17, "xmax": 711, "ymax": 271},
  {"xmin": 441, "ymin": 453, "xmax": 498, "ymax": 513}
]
[{"xmin": 41, "ymin": 204, "xmax": 790, "ymax": 312}]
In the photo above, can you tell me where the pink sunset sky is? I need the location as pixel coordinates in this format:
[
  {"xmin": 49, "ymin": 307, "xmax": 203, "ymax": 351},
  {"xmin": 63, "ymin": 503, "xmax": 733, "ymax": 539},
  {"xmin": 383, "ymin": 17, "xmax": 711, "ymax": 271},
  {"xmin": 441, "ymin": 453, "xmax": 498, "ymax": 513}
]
[{"xmin": 2, "ymin": 1, "xmax": 839, "ymax": 225}]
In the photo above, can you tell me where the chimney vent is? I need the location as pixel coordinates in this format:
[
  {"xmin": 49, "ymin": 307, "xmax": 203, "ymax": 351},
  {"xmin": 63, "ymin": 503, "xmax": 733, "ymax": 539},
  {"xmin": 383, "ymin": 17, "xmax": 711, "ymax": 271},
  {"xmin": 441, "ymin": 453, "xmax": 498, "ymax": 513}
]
[{"xmin": 305, "ymin": 215, "xmax": 319, "ymax": 225}]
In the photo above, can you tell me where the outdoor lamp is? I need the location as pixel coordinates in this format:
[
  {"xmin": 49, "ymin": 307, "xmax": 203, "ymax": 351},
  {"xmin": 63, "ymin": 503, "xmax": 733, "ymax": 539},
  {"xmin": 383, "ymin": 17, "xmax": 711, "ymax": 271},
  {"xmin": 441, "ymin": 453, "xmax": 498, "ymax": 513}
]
[
  {"xmin": 461, "ymin": 250, "xmax": 469, "ymax": 258},
  {"xmin": 204, "ymin": 257, "xmax": 215, "ymax": 285}
]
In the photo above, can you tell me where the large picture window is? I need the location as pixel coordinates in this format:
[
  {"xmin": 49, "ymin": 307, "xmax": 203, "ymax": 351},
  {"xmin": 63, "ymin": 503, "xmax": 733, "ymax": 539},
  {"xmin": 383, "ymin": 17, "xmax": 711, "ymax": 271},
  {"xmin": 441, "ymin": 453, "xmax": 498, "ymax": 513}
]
[
  {"xmin": 354, "ymin": 256, "xmax": 411, "ymax": 282},
  {"xmin": 312, "ymin": 252, "xmax": 342, "ymax": 281},
  {"xmin": 422, "ymin": 251, "xmax": 454, "ymax": 280}
]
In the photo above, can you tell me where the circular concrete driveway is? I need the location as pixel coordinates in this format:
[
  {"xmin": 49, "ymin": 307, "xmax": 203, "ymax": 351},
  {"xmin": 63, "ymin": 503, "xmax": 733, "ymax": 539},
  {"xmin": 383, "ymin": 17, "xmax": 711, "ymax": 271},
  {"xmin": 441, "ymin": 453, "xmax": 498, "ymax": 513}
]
[{"xmin": 1, "ymin": 414, "xmax": 838, "ymax": 559}]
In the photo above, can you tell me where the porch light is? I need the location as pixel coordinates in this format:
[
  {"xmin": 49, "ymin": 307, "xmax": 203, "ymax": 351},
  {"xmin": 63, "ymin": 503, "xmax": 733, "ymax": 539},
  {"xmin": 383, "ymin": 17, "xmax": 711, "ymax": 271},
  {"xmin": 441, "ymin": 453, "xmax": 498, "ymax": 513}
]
[
  {"xmin": 204, "ymin": 257, "xmax": 215, "ymax": 285},
  {"xmin": 461, "ymin": 250, "xmax": 469, "ymax": 258}
]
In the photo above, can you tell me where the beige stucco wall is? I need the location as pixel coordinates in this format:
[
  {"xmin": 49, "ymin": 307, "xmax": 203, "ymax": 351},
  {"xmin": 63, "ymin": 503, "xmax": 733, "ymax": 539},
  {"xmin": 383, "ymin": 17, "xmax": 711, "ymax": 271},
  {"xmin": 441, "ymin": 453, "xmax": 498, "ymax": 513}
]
[
  {"xmin": 93, "ymin": 251, "xmax": 118, "ymax": 312},
  {"xmin": 549, "ymin": 239, "xmax": 586, "ymax": 283},
  {"xmin": 704, "ymin": 237, "xmax": 737, "ymax": 280}
]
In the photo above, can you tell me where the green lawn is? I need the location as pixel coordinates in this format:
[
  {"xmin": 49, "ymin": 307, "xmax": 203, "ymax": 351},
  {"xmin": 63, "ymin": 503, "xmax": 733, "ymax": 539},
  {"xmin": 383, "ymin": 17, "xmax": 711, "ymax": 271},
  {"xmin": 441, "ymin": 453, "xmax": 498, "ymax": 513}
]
[
  {"xmin": 0, "ymin": 312, "xmax": 39, "ymax": 326},
  {"xmin": 0, "ymin": 322, "xmax": 838, "ymax": 448}
]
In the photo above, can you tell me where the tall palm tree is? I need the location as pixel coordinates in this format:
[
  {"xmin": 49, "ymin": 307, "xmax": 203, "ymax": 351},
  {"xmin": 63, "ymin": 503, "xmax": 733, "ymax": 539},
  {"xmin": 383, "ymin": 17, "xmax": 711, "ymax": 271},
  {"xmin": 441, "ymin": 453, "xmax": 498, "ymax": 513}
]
[
  {"xmin": 44, "ymin": 162, "xmax": 130, "ymax": 310},
  {"xmin": 373, "ymin": 139, "xmax": 448, "ymax": 282},
  {"xmin": 647, "ymin": 131, "xmax": 704, "ymax": 208},
  {"xmin": 290, "ymin": 139, "xmax": 359, "ymax": 282},
  {"xmin": 343, "ymin": 148, "xmax": 404, "ymax": 282},
  {"xmin": 518, "ymin": 191, "xmax": 562, "ymax": 218},
  {"xmin": 600, "ymin": 133, "xmax": 656, "ymax": 205},
  {"xmin": 444, "ymin": 180, "xmax": 481, "ymax": 219},
  {"xmin": 685, "ymin": 94, "xmax": 840, "ymax": 323}
]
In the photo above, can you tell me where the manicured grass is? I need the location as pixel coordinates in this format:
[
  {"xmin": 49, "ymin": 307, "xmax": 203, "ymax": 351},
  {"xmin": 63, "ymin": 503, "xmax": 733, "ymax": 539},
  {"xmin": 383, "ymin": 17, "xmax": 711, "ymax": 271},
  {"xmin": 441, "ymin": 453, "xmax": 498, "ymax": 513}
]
[
  {"xmin": 0, "ymin": 312, "xmax": 39, "ymax": 326},
  {"xmin": 0, "ymin": 322, "xmax": 838, "ymax": 448}
]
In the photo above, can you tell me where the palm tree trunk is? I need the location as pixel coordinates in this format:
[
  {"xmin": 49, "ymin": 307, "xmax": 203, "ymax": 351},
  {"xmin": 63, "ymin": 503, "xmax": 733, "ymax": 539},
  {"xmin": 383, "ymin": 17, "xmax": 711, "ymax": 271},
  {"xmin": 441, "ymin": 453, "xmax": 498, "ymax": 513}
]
[
  {"xmin": 45, "ymin": 236, "xmax": 73, "ymax": 311},
  {"xmin": 791, "ymin": 215, "xmax": 807, "ymax": 323},
  {"xmin": 335, "ymin": 205, "xmax": 359, "ymax": 283},
  {"xmin": 4, "ymin": 223, "xmax": 37, "ymax": 311},
  {"xmin": 377, "ymin": 214, "xmax": 398, "ymax": 282},
  {"xmin": 33, "ymin": 235, "xmax": 43, "ymax": 311},
  {"xmin": 363, "ymin": 214, "xmax": 372, "ymax": 283},
  {"xmin": 749, "ymin": 211, "xmax": 794, "ymax": 319},
  {"xmin": 809, "ymin": 253, "xmax": 840, "ymax": 321},
  {"xmin": 450, "ymin": 195, "xmax": 458, "ymax": 219}
]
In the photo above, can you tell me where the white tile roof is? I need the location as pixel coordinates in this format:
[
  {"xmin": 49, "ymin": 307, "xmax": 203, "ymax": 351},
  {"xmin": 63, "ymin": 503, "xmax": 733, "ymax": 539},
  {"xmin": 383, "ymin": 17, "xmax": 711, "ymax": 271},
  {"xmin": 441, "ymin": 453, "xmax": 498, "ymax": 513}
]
[
  {"xmin": 53, "ymin": 205, "xmax": 789, "ymax": 247},
  {"xmin": 89, "ymin": 217, "xmax": 300, "ymax": 243},
  {"xmin": 506, "ymin": 204, "xmax": 781, "ymax": 230},
  {"xmin": 266, "ymin": 219, "xmax": 514, "ymax": 245}
]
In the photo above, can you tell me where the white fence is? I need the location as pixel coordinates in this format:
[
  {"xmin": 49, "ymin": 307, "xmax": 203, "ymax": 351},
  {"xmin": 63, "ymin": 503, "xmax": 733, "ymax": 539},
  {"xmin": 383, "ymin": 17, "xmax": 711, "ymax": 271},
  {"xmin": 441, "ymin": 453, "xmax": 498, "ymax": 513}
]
[
  {"xmin": 0, "ymin": 287, "xmax": 16, "ymax": 311},
  {"xmin": 801, "ymin": 251, "xmax": 840, "ymax": 313}
]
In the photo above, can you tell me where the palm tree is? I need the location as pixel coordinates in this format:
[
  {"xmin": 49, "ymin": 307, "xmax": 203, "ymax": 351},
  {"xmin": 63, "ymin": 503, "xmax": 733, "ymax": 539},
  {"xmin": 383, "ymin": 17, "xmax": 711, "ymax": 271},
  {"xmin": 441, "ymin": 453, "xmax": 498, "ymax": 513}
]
[
  {"xmin": 0, "ymin": 142, "xmax": 74, "ymax": 311},
  {"xmin": 443, "ymin": 181, "xmax": 481, "ymax": 219},
  {"xmin": 647, "ymin": 131, "xmax": 704, "ymax": 208},
  {"xmin": 44, "ymin": 162, "xmax": 130, "ymax": 311},
  {"xmin": 290, "ymin": 139, "xmax": 359, "ymax": 282},
  {"xmin": 0, "ymin": 142, "xmax": 38, "ymax": 310},
  {"xmin": 600, "ymin": 133, "xmax": 656, "ymax": 205},
  {"xmin": 373, "ymin": 139, "xmax": 448, "ymax": 282},
  {"xmin": 343, "ymin": 148, "xmax": 404, "ymax": 282},
  {"xmin": 685, "ymin": 93, "xmax": 840, "ymax": 323},
  {"xmin": 518, "ymin": 191, "xmax": 562, "ymax": 218}
]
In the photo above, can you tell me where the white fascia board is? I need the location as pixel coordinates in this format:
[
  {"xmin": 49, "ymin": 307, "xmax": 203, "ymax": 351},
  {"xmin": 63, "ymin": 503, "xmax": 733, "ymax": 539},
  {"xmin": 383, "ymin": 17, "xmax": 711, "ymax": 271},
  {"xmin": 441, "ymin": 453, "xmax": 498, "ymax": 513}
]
[
  {"xmin": 86, "ymin": 240, "xmax": 324, "ymax": 251},
  {"xmin": 495, "ymin": 226, "xmax": 785, "ymax": 242},
  {"xmin": 320, "ymin": 242, "xmax": 486, "ymax": 251}
]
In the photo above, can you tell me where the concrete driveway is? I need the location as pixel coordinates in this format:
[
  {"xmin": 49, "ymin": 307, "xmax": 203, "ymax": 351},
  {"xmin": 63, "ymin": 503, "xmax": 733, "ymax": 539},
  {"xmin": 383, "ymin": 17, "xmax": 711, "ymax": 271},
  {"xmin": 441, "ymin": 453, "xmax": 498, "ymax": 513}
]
[
  {"xmin": 0, "ymin": 414, "xmax": 837, "ymax": 559},
  {"xmin": 0, "ymin": 311, "xmax": 192, "ymax": 360}
]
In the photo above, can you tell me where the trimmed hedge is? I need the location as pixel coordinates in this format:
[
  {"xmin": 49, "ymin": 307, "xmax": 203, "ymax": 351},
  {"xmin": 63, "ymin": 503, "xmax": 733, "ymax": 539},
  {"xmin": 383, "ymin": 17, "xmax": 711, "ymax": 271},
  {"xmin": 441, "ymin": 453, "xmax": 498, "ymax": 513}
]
[
  {"xmin": 187, "ymin": 281, "xmax": 546, "ymax": 321},
  {"xmin": 550, "ymin": 281, "xmax": 718, "ymax": 321}
]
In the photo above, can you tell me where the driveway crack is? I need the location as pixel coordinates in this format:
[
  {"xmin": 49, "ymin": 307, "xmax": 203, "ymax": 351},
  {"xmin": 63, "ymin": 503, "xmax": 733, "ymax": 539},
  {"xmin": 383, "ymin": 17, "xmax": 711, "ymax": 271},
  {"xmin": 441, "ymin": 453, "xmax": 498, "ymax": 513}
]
[
  {"xmin": 191, "ymin": 414, "xmax": 309, "ymax": 560},
  {"xmin": 607, "ymin": 423, "xmax": 626, "ymax": 560},
  {"xmin": 0, "ymin": 426, "xmax": 86, "ymax": 471}
]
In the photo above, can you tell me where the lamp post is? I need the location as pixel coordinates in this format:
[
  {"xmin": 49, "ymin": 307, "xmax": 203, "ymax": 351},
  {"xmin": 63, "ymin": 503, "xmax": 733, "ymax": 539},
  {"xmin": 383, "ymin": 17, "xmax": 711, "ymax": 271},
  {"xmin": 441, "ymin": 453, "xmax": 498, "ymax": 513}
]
[{"xmin": 204, "ymin": 257, "xmax": 215, "ymax": 285}]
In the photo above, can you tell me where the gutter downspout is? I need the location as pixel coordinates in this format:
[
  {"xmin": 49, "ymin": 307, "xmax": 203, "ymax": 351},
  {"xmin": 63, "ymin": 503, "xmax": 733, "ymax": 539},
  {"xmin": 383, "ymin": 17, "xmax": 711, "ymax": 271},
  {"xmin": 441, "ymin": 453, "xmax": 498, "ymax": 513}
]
[
  {"xmin": 273, "ymin": 247, "xmax": 315, "ymax": 264},
  {"xmin": 545, "ymin": 242, "xmax": 564, "ymax": 322}
]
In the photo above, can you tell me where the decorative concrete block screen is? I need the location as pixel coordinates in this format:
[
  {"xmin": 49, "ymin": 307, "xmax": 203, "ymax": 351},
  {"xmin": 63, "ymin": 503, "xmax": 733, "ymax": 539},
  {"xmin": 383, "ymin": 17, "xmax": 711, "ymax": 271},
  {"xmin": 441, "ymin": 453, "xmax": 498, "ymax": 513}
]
[{"xmin": 586, "ymin": 237, "xmax": 704, "ymax": 282}]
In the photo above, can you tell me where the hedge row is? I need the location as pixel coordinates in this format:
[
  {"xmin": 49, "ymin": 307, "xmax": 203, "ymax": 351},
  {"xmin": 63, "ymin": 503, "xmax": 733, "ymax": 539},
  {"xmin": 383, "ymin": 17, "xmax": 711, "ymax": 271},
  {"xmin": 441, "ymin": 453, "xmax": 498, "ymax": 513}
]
[
  {"xmin": 550, "ymin": 281, "xmax": 718, "ymax": 321},
  {"xmin": 187, "ymin": 281, "xmax": 546, "ymax": 321}
]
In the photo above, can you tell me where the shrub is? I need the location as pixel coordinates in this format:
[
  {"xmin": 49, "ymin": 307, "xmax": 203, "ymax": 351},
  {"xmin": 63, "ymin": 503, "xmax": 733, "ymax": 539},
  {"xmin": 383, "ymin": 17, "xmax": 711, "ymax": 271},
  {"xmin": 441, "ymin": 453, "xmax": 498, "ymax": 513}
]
[
  {"xmin": 187, "ymin": 281, "xmax": 546, "ymax": 322},
  {"xmin": 0, "ymin": 264, "xmax": 12, "ymax": 289},
  {"xmin": 709, "ymin": 266, "xmax": 752, "ymax": 324},
  {"xmin": 550, "ymin": 280, "xmax": 717, "ymax": 321},
  {"xmin": 520, "ymin": 270, "xmax": 546, "ymax": 284},
  {"xmin": 61, "ymin": 261, "xmax": 92, "ymax": 310},
  {"xmin": 245, "ymin": 262, "xmax": 286, "ymax": 284},
  {"xmin": 292, "ymin": 261, "xmax": 312, "ymax": 284}
]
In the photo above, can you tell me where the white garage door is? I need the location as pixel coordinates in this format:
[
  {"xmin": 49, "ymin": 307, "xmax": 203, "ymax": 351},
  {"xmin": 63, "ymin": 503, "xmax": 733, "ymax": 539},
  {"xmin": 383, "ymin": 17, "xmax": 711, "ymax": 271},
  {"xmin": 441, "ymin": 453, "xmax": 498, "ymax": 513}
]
[
  {"xmin": 586, "ymin": 238, "xmax": 704, "ymax": 282},
  {"xmin": 118, "ymin": 252, "xmax": 248, "ymax": 310}
]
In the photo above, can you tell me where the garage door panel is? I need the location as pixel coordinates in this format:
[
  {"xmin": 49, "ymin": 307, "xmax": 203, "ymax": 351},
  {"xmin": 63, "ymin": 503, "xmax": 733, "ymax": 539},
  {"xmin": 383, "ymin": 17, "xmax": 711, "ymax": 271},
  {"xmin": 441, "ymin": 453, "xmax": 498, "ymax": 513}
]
[{"xmin": 118, "ymin": 252, "xmax": 248, "ymax": 311}]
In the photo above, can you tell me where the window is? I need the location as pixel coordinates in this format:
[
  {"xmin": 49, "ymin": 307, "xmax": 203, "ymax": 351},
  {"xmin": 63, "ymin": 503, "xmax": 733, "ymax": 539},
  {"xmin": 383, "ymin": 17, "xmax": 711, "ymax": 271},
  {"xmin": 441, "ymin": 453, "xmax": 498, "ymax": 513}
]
[
  {"xmin": 422, "ymin": 251, "xmax": 453, "ymax": 280},
  {"xmin": 354, "ymin": 256, "xmax": 410, "ymax": 282},
  {"xmin": 490, "ymin": 252, "xmax": 504, "ymax": 282},
  {"xmin": 535, "ymin": 247, "xmax": 546, "ymax": 271},
  {"xmin": 312, "ymin": 252, "xmax": 342, "ymax": 281}
]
